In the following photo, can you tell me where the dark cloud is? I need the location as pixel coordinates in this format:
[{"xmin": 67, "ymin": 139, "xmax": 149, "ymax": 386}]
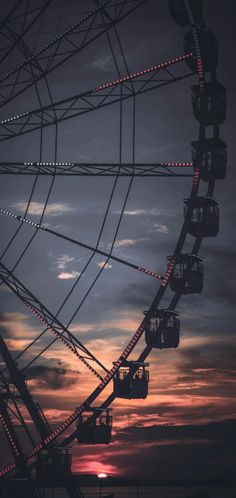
[
  {"xmin": 203, "ymin": 246, "xmax": 236, "ymax": 308},
  {"xmin": 26, "ymin": 365, "xmax": 80, "ymax": 390},
  {"xmin": 116, "ymin": 419, "xmax": 236, "ymax": 443},
  {"xmin": 115, "ymin": 437, "xmax": 236, "ymax": 480},
  {"xmin": 79, "ymin": 420, "xmax": 236, "ymax": 480},
  {"xmin": 178, "ymin": 341, "xmax": 236, "ymax": 377}
]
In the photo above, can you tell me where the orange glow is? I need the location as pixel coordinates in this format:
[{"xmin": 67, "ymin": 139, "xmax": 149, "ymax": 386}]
[{"xmin": 72, "ymin": 456, "xmax": 118, "ymax": 475}]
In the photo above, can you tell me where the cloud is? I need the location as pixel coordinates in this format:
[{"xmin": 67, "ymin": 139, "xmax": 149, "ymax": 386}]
[
  {"xmin": 54, "ymin": 254, "xmax": 81, "ymax": 279},
  {"xmin": 116, "ymin": 419, "xmax": 236, "ymax": 443},
  {"xmin": 26, "ymin": 365, "xmax": 80, "ymax": 390},
  {"xmin": 117, "ymin": 278, "xmax": 158, "ymax": 309},
  {"xmin": 123, "ymin": 208, "xmax": 171, "ymax": 217},
  {"xmin": 70, "ymin": 311, "xmax": 140, "ymax": 336},
  {"xmin": 175, "ymin": 340, "xmax": 236, "ymax": 399},
  {"xmin": 55, "ymin": 255, "xmax": 75, "ymax": 270},
  {"xmin": 123, "ymin": 209, "xmax": 150, "ymax": 216},
  {"xmin": 0, "ymin": 284, "xmax": 11, "ymax": 293},
  {"xmin": 73, "ymin": 455, "xmax": 118, "ymax": 476},
  {"xmin": 91, "ymin": 54, "xmax": 113, "ymax": 72},
  {"xmin": 0, "ymin": 312, "xmax": 39, "ymax": 344},
  {"xmin": 97, "ymin": 261, "xmax": 112, "ymax": 270},
  {"xmin": 12, "ymin": 201, "xmax": 73, "ymax": 216},
  {"xmin": 43, "ymin": 408, "xmax": 72, "ymax": 423},
  {"xmin": 153, "ymin": 223, "xmax": 168, "ymax": 234},
  {"xmin": 58, "ymin": 271, "xmax": 81, "ymax": 280},
  {"xmin": 71, "ymin": 419, "xmax": 236, "ymax": 479},
  {"xmin": 114, "ymin": 238, "xmax": 147, "ymax": 248},
  {"xmin": 203, "ymin": 245, "xmax": 236, "ymax": 308},
  {"xmin": 5, "ymin": 338, "xmax": 33, "ymax": 350}
]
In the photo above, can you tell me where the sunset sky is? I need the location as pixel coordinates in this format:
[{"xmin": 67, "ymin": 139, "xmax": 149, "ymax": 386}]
[{"xmin": 0, "ymin": 0, "xmax": 235, "ymax": 482}]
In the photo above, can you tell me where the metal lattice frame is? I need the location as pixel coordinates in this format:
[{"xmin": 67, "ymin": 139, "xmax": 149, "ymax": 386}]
[
  {"xmin": 0, "ymin": 2, "xmax": 226, "ymax": 496},
  {"xmin": 0, "ymin": 0, "xmax": 146, "ymax": 108}
]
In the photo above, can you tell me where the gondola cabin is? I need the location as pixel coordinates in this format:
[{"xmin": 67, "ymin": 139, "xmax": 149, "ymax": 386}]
[
  {"xmin": 192, "ymin": 138, "xmax": 227, "ymax": 181},
  {"xmin": 184, "ymin": 196, "xmax": 220, "ymax": 237},
  {"xmin": 184, "ymin": 29, "xmax": 218, "ymax": 73},
  {"xmin": 144, "ymin": 310, "xmax": 180, "ymax": 349},
  {"xmin": 168, "ymin": 254, "xmax": 204, "ymax": 294},
  {"xmin": 35, "ymin": 448, "xmax": 72, "ymax": 482},
  {"xmin": 76, "ymin": 408, "xmax": 112, "ymax": 445},
  {"xmin": 168, "ymin": 0, "xmax": 202, "ymax": 27},
  {"xmin": 113, "ymin": 362, "xmax": 149, "ymax": 399},
  {"xmin": 191, "ymin": 81, "xmax": 226, "ymax": 125}
]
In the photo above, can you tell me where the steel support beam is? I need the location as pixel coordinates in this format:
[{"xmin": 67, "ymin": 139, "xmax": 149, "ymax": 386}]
[
  {"xmin": 0, "ymin": 54, "xmax": 193, "ymax": 141},
  {"xmin": 0, "ymin": 0, "xmax": 146, "ymax": 108},
  {"xmin": 0, "ymin": 161, "xmax": 193, "ymax": 176}
]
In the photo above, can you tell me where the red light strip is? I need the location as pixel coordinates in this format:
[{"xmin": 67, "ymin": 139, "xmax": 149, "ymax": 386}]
[
  {"xmin": 137, "ymin": 267, "xmax": 162, "ymax": 280},
  {"xmin": 160, "ymin": 162, "xmax": 192, "ymax": 167},
  {"xmin": 0, "ymin": 303, "xmax": 150, "ymax": 476},
  {"xmin": 191, "ymin": 168, "xmax": 200, "ymax": 194},
  {"xmin": 0, "ymin": 462, "xmax": 17, "ymax": 477},
  {"xmin": 0, "ymin": 414, "xmax": 20, "ymax": 458},
  {"xmin": 161, "ymin": 257, "xmax": 177, "ymax": 288},
  {"xmin": 183, "ymin": 0, "xmax": 205, "ymax": 95},
  {"xmin": 1, "ymin": 53, "xmax": 193, "ymax": 126},
  {"xmin": 24, "ymin": 301, "xmax": 103, "ymax": 381},
  {"xmin": 93, "ymin": 53, "xmax": 193, "ymax": 93}
]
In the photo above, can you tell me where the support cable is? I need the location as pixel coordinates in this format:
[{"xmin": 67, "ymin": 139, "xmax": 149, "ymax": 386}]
[{"xmin": 0, "ymin": 208, "xmax": 164, "ymax": 281}]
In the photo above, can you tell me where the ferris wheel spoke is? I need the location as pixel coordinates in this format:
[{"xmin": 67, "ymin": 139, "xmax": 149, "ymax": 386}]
[
  {"xmin": 1, "ymin": 94, "xmax": 132, "ymax": 373},
  {"xmin": 0, "ymin": 261, "xmax": 172, "ymax": 477},
  {"xmin": 0, "ymin": 262, "xmax": 108, "ymax": 380},
  {"xmin": 0, "ymin": 0, "xmax": 53, "ymax": 68},
  {"xmin": 0, "ymin": 160, "xmax": 193, "ymax": 176},
  {"xmin": 0, "ymin": 0, "xmax": 147, "ymax": 108},
  {"xmin": 94, "ymin": 0, "xmax": 135, "ymax": 93},
  {"xmin": 0, "ymin": 207, "xmax": 165, "ymax": 281},
  {"xmin": 0, "ymin": 53, "xmax": 193, "ymax": 141}
]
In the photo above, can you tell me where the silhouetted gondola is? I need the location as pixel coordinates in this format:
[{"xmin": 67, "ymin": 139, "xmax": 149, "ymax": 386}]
[
  {"xmin": 184, "ymin": 196, "xmax": 219, "ymax": 237},
  {"xmin": 192, "ymin": 81, "xmax": 226, "ymax": 125},
  {"xmin": 184, "ymin": 29, "xmax": 218, "ymax": 73},
  {"xmin": 35, "ymin": 448, "xmax": 72, "ymax": 481},
  {"xmin": 168, "ymin": 254, "xmax": 204, "ymax": 294},
  {"xmin": 144, "ymin": 309, "xmax": 180, "ymax": 349},
  {"xmin": 192, "ymin": 138, "xmax": 227, "ymax": 181},
  {"xmin": 76, "ymin": 408, "xmax": 112, "ymax": 445},
  {"xmin": 113, "ymin": 362, "xmax": 149, "ymax": 399}
]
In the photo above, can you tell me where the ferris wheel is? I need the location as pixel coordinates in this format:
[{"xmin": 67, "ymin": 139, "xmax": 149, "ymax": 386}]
[{"xmin": 0, "ymin": 1, "xmax": 227, "ymax": 497}]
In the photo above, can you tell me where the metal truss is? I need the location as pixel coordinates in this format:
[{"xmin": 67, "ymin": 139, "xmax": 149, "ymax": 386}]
[
  {"xmin": 0, "ymin": 0, "xmax": 146, "ymax": 108},
  {"xmin": 0, "ymin": 262, "xmax": 108, "ymax": 380},
  {"xmin": 0, "ymin": 394, "xmax": 24, "ymax": 462},
  {"xmin": 0, "ymin": 335, "xmax": 83, "ymax": 497},
  {"xmin": 0, "ymin": 0, "xmax": 53, "ymax": 67},
  {"xmin": 0, "ymin": 161, "xmax": 193, "ymax": 176},
  {"xmin": 0, "ymin": 53, "xmax": 193, "ymax": 141}
]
